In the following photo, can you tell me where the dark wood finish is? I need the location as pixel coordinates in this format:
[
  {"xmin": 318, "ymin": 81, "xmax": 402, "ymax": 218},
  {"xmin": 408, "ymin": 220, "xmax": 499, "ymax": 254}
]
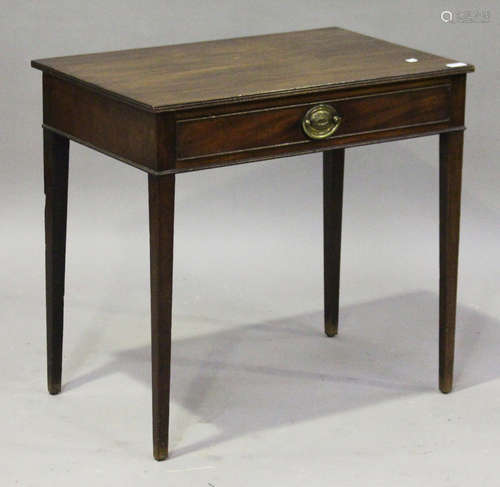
[
  {"xmin": 42, "ymin": 72, "xmax": 463, "ymax": 175},
  {"xmin": 439, "ymin": 130, "xmax": 464, "ymax": 393},
  {"xmin": 449, "ymin": 74, "xmax": 466, "ymax": 126},
  {"xmin": 176, "ymin": 83, "xmax": 450, "ymax": 161},
  {"xmin": 148, "ymin": 174, "xmax": 175, "ymax": 460},
  {"xmin": 323, "ymin": 149, "xmax": 345, "ymax": 337},
  {"xmin": 31, "ymin": 27, "xmax": 473, "ymax": 112},
  {"xmin": 174, "ymin": 123, "xmax": 460, "ymax": 173},
  {"xmin": 438, "ymin": 74, "xmax": 466, "ymax": 394},
  {"xmin": 32, "ymin": 27, "xmax": 473, "ymax": 460},
  {"xmin": 43, "ymin": 129, "xmax": 69, "ymax": 395},
  {"xmin": 43, "ymin": 75, "xmax": 162, "ymax": 172}
]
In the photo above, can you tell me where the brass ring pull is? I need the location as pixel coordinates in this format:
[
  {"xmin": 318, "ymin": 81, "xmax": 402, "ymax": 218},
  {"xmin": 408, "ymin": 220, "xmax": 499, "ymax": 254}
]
[{"xmin": 302, "ymin": 104, "xmax": 342, "ymax": 140}]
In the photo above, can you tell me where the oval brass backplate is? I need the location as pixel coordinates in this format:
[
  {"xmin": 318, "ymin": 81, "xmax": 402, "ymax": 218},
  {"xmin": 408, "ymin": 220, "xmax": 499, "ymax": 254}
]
[{"xmin": 302, "ymin": 104, "xmax": 342, "ymax": 140}]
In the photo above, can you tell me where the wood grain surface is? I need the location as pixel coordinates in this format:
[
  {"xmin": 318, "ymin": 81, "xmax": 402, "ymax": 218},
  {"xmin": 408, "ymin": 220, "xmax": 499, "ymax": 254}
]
[
  {"xmin": 32, "ymin": 27, "xmax": 474, "ymax": 112},
  {"xmin": 176, "ymin": 83, "xmax": 451, "ymax": 160}
]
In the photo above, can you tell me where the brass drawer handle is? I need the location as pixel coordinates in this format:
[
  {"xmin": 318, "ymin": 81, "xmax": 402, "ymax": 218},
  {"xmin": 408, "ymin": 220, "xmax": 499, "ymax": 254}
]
[{"xmin": 302, "ymin": 104, "xmax": 342, "ymax": 140}]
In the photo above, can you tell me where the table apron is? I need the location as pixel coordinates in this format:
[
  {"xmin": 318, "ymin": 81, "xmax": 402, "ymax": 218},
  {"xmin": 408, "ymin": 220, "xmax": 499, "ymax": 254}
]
[{"xmin": 42, "ymin": 74, "xmax": 466, "ymax": 175}]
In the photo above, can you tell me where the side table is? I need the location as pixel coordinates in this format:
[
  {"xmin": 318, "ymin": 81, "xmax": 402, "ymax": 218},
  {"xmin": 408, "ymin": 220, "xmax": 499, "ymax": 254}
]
[{"xmin": 32, "ymin": 27, "xmax": 474, "ymax": 460}]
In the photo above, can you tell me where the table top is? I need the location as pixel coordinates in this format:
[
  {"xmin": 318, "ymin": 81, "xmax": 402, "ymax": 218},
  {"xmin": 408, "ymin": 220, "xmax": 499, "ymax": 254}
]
[{"xmin": 32, "ymin": 27, "xmax": 473, "ymax": 112}]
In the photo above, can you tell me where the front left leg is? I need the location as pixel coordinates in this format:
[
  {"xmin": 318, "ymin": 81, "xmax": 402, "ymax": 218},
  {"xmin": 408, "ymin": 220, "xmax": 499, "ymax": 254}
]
[{"xmin": 148, "ymin": 173, "xmax": 175, "ymax": 460}]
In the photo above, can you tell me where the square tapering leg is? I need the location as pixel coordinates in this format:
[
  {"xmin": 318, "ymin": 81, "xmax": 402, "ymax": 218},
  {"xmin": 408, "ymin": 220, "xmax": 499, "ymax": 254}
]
[
  {"xmin": 323, "ymin": 149, "xmax": 345, "ymax": 337},
  {"xmin": 148, "ymin": 174, "xmax": 175, "ymax": 460},
  {"xmin": 44, "ymin": 129, "xmax": 69, "ymax": 395},
  {"xmin": 439, "ymin": 131, "xmax": 464, "ymax": 394}
]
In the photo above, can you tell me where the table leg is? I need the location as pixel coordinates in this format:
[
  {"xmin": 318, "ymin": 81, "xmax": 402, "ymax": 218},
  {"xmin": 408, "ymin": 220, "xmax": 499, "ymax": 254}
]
[
  {"xmin": 148, "ymin": 174, "xmax": 175, "ymax": 460},
  {"xmin": 44, "ymin": 129, "xmax": 69, "ymax": 395},
  {"xmin": 439, "ymin": 130, "xmax": 464, "ymax": 393},
  {"xmin": 323, "ymin": 149, "xmax": 345, "ymax": 337}
]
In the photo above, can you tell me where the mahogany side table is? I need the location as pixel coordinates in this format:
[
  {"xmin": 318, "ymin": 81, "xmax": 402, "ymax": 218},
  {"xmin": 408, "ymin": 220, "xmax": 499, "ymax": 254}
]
[{"xmin": 31, "ymin": 27, "xmax": 474, "ymax": 460}]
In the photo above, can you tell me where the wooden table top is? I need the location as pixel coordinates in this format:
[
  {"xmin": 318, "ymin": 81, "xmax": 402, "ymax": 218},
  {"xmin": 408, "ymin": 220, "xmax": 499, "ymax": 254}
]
[{"xmin": 32, "ymin": 27, "xmax": 473, "ymax": 112}]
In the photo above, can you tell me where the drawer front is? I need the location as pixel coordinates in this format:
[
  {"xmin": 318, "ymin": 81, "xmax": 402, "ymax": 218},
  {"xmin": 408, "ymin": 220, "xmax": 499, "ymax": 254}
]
[{"xmin": 176, "ymin": 83, "xmax": 451, "ymax": 166}]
